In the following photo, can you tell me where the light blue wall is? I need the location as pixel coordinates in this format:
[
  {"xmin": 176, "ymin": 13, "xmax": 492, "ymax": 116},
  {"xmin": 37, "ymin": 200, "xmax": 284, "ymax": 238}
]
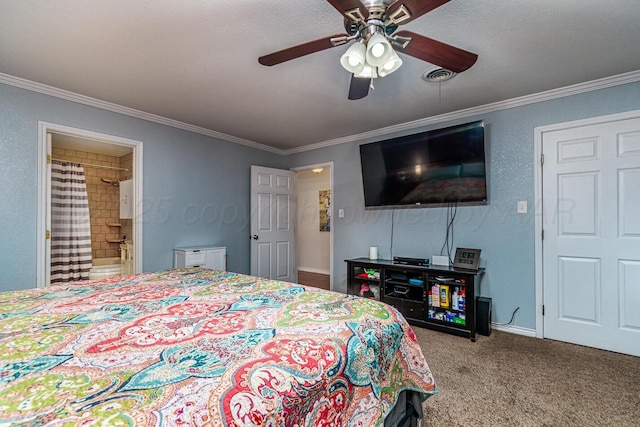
[
  {"xmin": 3, "ymin": 79, "xmax": 640, "ymax": 329},
  {"xmin": 0, "ymin": 83, "xmax": 285, "ymax": 290},
  {"xmin": 287, "ymin": 82, "xmax": 640, "ymax": 330}
]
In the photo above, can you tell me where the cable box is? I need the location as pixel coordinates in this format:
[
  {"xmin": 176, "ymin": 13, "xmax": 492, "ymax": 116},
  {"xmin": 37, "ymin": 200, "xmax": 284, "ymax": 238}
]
[{"xmin": 392, "ymin": 256, "xmax": 430, "ymax": 267}]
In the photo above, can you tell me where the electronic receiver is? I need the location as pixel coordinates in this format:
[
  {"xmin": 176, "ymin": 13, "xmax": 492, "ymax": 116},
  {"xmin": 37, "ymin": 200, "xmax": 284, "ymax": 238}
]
[{"xmin": 392, "ymin": 257, "xmax": 430, "ymax": 267}]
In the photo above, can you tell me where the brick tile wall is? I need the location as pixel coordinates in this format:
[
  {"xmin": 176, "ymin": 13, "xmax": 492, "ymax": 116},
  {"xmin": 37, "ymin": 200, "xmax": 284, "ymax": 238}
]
[{"xmin": 52, "ymin": 147, "xmax": 129, "ymax": 259}]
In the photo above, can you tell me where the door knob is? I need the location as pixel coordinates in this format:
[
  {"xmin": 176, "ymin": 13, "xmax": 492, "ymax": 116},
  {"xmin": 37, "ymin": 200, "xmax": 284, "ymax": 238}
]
[{"xmin": 251, "ymin": 235, "xmax": 259, "ymax": 240}]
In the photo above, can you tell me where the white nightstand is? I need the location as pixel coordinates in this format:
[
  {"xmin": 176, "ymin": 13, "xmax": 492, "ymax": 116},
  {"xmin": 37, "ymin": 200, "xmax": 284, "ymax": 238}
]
[{"xmin": 174, "ymin": 246, "xmax": 226, "ymax": 270}]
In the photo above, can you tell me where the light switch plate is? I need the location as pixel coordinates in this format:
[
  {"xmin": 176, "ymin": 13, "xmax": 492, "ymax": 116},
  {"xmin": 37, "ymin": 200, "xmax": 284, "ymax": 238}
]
[{"xmin": 517, "ymin": 200, "xmax": 527, "ymax": 214}]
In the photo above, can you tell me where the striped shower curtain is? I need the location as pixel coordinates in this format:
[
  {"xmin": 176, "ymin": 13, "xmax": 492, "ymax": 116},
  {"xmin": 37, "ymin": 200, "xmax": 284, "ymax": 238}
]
[{"xmin": 50, "ymin": 160, "xmax": 92, "ymax": 284}]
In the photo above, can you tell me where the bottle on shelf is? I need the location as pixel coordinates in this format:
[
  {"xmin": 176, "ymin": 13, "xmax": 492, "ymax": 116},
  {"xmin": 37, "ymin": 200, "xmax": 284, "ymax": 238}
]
[
  {"xmin": 440, "ymin": 285, "xmax": 450, "ymax": 308},
  {"xmin": 431, "ymin": 284, "xmax": 440, "ymax": 307},
  {"xmin": 452, "ymin": 287, "xmax": 459, "ymax": 311}
]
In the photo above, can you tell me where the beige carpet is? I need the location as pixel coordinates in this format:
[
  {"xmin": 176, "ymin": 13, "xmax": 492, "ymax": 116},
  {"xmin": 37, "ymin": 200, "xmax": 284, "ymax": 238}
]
[{"xmin": 412, "ymin": 327, "xmax": 640, "ymax": 426}]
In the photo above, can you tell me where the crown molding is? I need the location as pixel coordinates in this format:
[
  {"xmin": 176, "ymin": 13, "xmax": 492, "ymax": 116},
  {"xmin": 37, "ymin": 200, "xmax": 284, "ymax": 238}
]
[
  {"xmin": 284, "ymin": 69, "xmax": 640, "ymax": 154},
  {"xmin": 0, "ymin": 72, "xmax": 284, "ymax": 155},
  {"xmin": 2, "ymin": 69, "xmax": 639, "ymax": 156}
]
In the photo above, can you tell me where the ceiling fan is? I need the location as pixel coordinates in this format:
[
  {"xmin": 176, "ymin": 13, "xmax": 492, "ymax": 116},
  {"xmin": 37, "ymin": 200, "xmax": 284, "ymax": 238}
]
[{"xmin": 258, "ymin": 0, "xmax": 478, "ymax": 100}]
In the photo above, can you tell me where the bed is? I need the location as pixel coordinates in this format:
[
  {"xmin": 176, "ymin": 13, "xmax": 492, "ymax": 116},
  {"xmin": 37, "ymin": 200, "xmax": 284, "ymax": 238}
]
[{"xmin": 0, "ymin": 268, "xmax": 437, "ymax": 426}]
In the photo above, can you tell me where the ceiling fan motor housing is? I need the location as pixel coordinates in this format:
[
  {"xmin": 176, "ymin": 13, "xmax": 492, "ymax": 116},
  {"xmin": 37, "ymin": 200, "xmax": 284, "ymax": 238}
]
[{"xmin": 343, "ymin": 3, "xmax": 402, "ymax": 38}]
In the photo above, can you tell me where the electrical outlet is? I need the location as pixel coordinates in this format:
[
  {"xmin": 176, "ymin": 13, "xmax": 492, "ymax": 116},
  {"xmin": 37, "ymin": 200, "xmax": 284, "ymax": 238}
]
[
  {"xmin": 517, "ymin": 200, "xmax": 527, "ymax": 214},
  {"xmin": 338, "ymin": 209, "xmax": 344, "ymax": 218}
]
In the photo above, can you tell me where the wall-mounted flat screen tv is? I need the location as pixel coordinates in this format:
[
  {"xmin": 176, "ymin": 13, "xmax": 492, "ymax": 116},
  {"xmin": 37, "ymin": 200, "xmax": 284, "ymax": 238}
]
[{"xmin": 359, "ymin": 120, "xmax": 487, "ymax": 208}]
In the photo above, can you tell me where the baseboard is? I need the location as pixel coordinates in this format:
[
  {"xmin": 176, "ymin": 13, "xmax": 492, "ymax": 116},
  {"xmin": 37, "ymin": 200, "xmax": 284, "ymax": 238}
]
[
  {"xmin": 492, "ymin": 323, "xmax": 537, "ymax": 337},
  {"xmin": 297, "ymin": 267, "xmax": 330, "ymax": 275}
]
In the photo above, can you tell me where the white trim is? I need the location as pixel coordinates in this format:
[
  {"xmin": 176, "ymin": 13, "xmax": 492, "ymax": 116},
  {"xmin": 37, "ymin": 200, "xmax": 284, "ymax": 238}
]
[
  {"xmin": 492, "ymin": 324, "xmax": 537, "ymax": 338},
  {"xmin": 297, "ymin": 267, "xmax": 331, "ymax": 275},
  {"xmin": 37, "ymin": 122, "xmax": 144, "ymax": 287},
  {"xmin": 2, "ymin": 70, "xmax": 640, "ymax": 155},
  {"xmin": 533, "ymin": 109, "xmax": 640, "ymax": 339},
  {"xmin": 534, "ymin": 109, "xmax": 640, "ymax": 133},
  {"xmin": 292, "ymin": 162, "xmax": 334, "ymax": 291},
  {"xmin": 36, "ymin": 128, "xmax": 48, "ymax": 287},
  {"xmin": 534, "ymin": 125, "xmax": 545, "ymax": 339}
]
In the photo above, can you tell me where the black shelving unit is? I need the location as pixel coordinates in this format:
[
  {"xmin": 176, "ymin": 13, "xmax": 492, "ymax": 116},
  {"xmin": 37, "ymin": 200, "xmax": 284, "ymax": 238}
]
[
  {"xmin": 383, "ymin": 266, "xmax": 427, "ymax": 322},
  {"xmin": 346, "ymin": 258, "xmax": 484, "ymax": 341}
]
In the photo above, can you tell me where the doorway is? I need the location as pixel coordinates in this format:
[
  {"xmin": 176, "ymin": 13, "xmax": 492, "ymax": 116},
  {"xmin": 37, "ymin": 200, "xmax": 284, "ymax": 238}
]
[
  {"xmin": 249, "ymin": 163, "xmax": 334, "ymax": 291},
  {"xmin": 535, "ymin": 110, "xmax": 640, "ymax": 356},
  {"xmin": 293, "ymin": 163, "xmax": 333, "ymax": 291},
  {"xmin": 37, "ymin": 122, "xmax": 143, "ymax": 287}
]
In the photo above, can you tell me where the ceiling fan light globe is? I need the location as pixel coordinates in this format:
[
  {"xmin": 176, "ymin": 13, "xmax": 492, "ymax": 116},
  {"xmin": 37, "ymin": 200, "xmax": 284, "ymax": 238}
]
[
  {"xmin": 340, "ymin": 42, "xmax": 366, "ymax": 74},
  {"xmin": 366, "ymin": 33, "xmax": 392, "ymax": 66},
  {"xmin": 371, "ymin": 43, "xmax": 385, "ymax": 58},
  {"xmin": 378, "ymin": 51, "xmax": 402, "ymax": 77}
]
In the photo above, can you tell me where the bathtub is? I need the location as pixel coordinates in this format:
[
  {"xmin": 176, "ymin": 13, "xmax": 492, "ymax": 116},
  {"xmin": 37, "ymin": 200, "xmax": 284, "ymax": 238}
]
[{"xmin": 89, "ymin": 257, "xmax": 122, "ymax": 280}]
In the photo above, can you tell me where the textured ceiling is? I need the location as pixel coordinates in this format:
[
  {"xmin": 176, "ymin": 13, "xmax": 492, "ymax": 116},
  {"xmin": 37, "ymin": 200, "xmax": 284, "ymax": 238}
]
[{"xmin": 1, "ymin": 0, "xmax": 640, "ymax": 151}]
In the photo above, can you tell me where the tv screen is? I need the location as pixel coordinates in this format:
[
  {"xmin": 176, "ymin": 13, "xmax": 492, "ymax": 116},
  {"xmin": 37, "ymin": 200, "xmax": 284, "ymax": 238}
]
[{"xmin": 359, "ymin": 120, "xmax": 487, "ymax": 208}]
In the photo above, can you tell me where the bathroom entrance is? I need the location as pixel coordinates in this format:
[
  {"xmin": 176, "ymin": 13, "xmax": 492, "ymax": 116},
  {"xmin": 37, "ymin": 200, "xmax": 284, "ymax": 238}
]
[{"xmin": 37, "ymin": 122, "xmax": 143, "ymax": 287}]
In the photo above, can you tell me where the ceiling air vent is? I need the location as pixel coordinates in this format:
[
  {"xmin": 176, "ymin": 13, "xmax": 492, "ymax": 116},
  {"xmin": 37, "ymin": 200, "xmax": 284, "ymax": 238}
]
[{"xmin": 422, "ymin": 66, "xmax": 457, "ymax": 83}]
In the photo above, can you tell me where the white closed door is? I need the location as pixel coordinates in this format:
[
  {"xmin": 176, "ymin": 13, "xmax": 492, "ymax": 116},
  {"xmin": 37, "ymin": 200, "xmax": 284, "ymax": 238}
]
[
  {"xmin": 542, "ymin": 115, "xmax": 640, "ymax": 356},
  {"xmin": 250, "ymin": 166, "xmax": 296, "ymax": 281}
]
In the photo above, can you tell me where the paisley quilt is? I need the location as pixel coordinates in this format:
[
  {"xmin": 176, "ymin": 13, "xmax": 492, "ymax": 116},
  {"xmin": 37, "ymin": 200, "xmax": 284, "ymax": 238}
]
[{"xmin": 0, "ymin": 268, "xmax": 436, "ymax": 426}]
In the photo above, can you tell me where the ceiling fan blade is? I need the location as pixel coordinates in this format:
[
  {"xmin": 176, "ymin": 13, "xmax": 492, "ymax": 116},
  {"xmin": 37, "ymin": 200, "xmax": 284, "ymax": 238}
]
[
  {"xmin": 394, "ymin": 30, "xmax": 477, "ymax": 73},
  {"xmin": 348, "ymin": 76, "xmax": 370, "ymax": 100},
  {"xmin": 326, "ymin": 0, "xmax": 368, "ymax": 21},
  {"xmin": 259, "ymin": 34, "xmax": 349, "ymax": 66},
  {"xmin": 386, "ymin": 0, "xmax": 451, "ymax": 25}
]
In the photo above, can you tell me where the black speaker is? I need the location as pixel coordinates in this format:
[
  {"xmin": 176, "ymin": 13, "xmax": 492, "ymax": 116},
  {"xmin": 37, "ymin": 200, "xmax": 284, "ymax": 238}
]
[{"xmin": 476, "ymin": 297, "xmax": 492, "ymax": 336}]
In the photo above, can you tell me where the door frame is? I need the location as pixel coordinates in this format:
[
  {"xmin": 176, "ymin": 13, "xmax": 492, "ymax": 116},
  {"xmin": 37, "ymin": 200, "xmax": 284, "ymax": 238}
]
[
  {"xmin": 534, "ymin": 109, "xmax": 640, "ymax": 338},
  {"xmin": 291, "ymin": 162, "xmax": 334, "ymax": 291},
  {"xmin": 36, "ymin": 121, "xmax": 144, "ymax": 287}
]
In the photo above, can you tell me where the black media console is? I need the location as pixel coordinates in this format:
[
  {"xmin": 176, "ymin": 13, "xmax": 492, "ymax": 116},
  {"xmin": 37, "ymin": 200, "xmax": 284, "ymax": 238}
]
[{"xmin": 346, "ymin": 257, "xmax": 484, "ymax": 341}]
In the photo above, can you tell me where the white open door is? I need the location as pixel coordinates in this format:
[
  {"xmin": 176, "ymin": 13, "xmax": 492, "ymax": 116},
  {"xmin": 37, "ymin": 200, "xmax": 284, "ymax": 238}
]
[
  {"xmin": 541, "ymin": 114, "xmax": 640, "ymax": 356},
  {"xmin": 250, "ymin": 165, "xmax": 296, "ymax": 281}
]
